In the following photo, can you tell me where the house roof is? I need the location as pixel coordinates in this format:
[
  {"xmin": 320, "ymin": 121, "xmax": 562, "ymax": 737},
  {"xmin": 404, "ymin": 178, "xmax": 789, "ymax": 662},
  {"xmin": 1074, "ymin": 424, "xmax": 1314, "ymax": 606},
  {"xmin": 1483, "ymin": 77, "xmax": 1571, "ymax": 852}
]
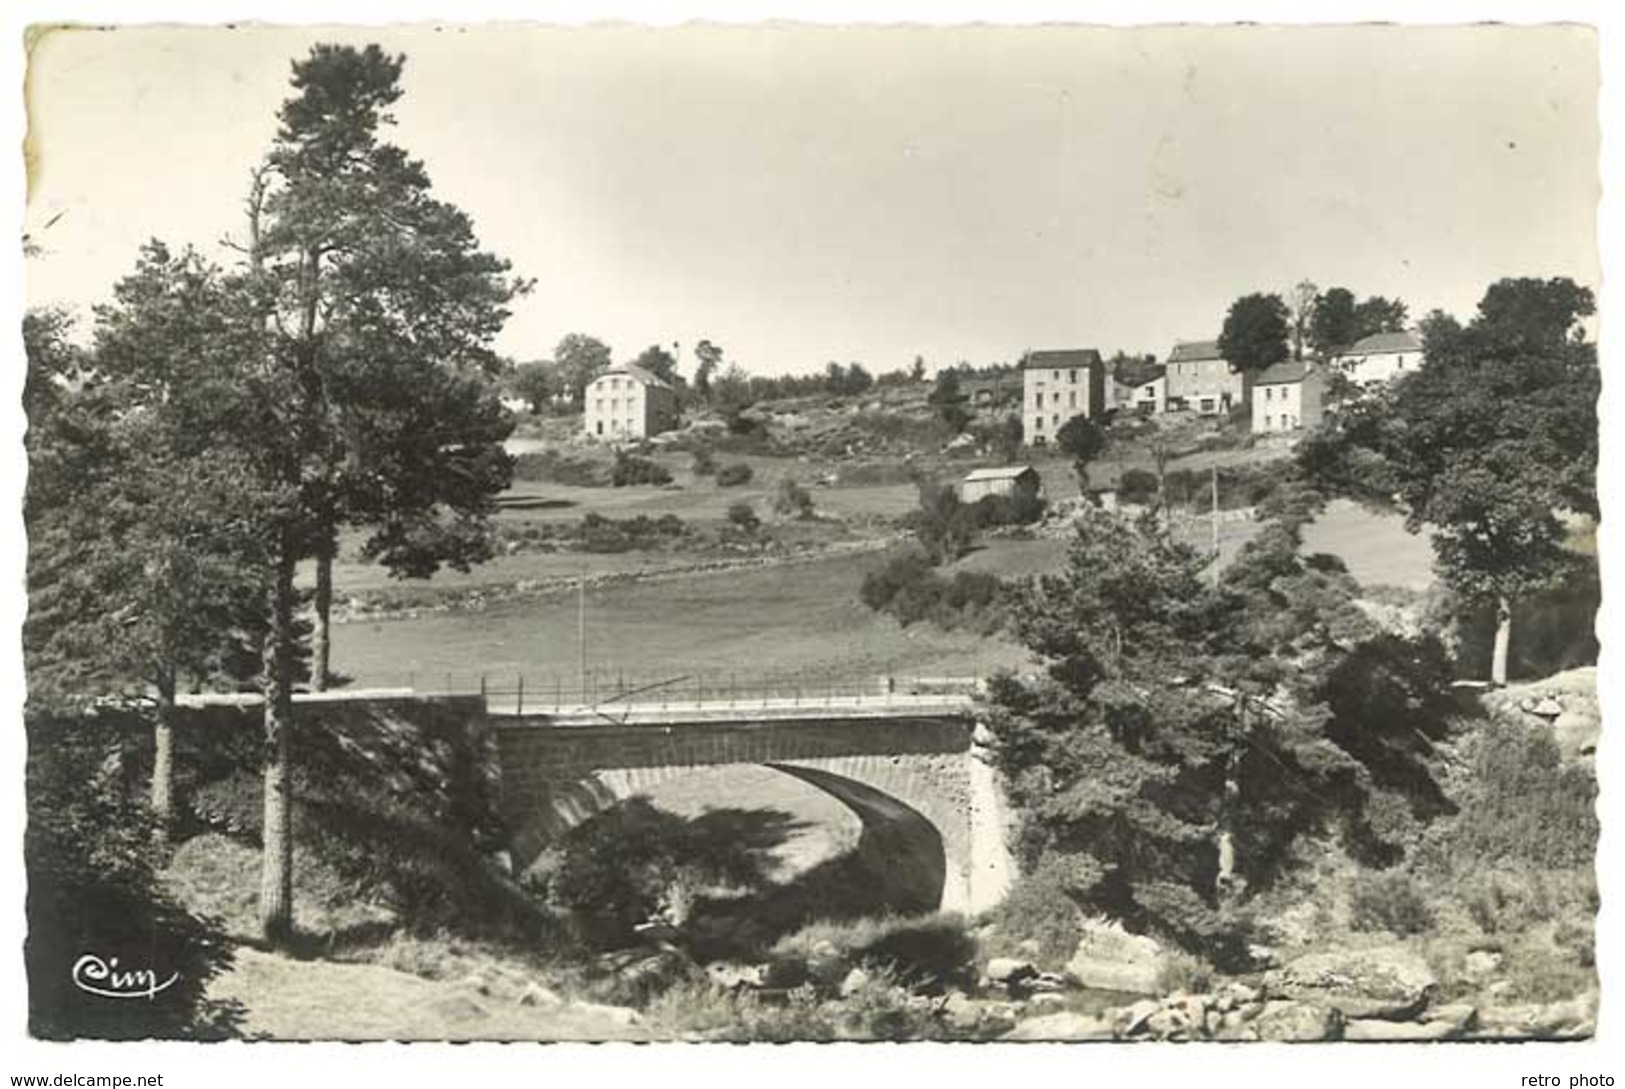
[
  {"xmin": 1343, "ymin": 330, "xmax": 1422, "ymax": 355},
  {"xmin": 1023, "ymin": 349, "xmax": 1103, "ymax": 370},
  {"xmin": 964, "ymin": 465, "xmax": 1038, "ymax": 483},
  {"xmin": 594, "ymin": 362, "xmax": 673, "ymax": 390},
  {"xmin": 1167, "ymin": 340, "xmax": 1224, "ymax": 363},
  {"xmin": 1254, "ymin": 360, "xmax": 1311, "ymax": 385}
]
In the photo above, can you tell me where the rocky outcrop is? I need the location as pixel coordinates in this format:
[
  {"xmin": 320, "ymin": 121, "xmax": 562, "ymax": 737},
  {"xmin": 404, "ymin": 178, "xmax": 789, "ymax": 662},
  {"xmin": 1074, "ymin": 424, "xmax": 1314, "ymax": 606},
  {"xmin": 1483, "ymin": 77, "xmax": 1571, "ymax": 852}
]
[
  {"xmin": 1065, "ymin": 916, "xmax": 1165, "ymax": 995},
  {"xmin": 1264, "ymin": 945, "xmax": 1436, "ymax": 1020}
]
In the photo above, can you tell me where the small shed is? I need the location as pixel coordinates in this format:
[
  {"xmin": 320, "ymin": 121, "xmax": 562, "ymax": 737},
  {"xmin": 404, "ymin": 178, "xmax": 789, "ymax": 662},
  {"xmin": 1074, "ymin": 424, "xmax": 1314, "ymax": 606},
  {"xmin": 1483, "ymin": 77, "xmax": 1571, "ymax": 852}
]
[{"xmin": 961, "ymin": 465, "xmax": 1043, "ymax": 504}]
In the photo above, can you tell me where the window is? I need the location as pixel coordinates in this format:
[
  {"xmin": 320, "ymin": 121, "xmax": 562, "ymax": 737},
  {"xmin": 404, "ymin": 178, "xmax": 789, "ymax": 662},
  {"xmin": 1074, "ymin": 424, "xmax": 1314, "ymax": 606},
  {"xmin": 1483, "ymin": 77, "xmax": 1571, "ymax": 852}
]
[
  {"xmin": 1052, "ymin": 414, "xmax": 1060, "ymax": 427},
  {"xmin": 1069, "ymin": 391, "xmax": 1077, "ymax": 408},
  {"xmin": 1036, "ymin": 392, "xmax": 1044, "ymax": 409},
  {"xmin": 595, "ymin": 421, "xmax": 603, "ymax": 435},
  {"xmin": 1265, "ymin": 415, "xmax": 1272, "ymax": 430},
  {"xmin": 1265, "ymin": 387, "xmax": 1273, "ymax": 402},
  {"xmin": 1069, "ymin": 369, "xmax": 1077, "ymax": 383},
  {"xmin": 596, "ymin": 399, "xmax": 604, "ymax": 412},
  {"xmin": 1034, "ymin": 416, "xmax": 1044, "ymax": 430}
]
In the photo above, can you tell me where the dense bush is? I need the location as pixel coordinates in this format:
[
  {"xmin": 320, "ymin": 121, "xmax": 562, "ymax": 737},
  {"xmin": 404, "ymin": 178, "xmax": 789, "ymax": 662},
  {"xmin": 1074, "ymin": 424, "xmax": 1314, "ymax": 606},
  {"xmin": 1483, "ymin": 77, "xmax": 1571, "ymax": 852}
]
[
  {"xmin": 987, "ymin": 867, "xmax": 1084, "ymax": 971},
  {"xmin": 715, "ymin": 461, "xmax": 754, "ymax": 487},
  {"xmin": 26, "ymin": 709, "xmax": 238, "ymax": 1039},
  {"xmin": 577, "ymin": 512, "xmax": 690, "ymax": 553},
  {"xmin": 1117, "ymin": 467, "xmax": 1159, "ymax": 505},
  {"xmin": 970, "ymin": 490, "xmax": 1046, "ymax": 528},
  {"xmin": 909, "ymin": 482, "xmax": 976, "ymax": 564},
  {"xmin": 611, "ymin": 453, "xmax": 674, "ymax": 487},
  {"xmin": 1349, "ymin": 870, "xmax": 1435, "ymax": 935},
  {"xmin": 726, "ymin": 501, "xmax": 759, "ymax": 531},
  {"xmin": 773, "ymin": 477, "xmax": 815, "ymax": 519},
  {"xmin": 859, "ymin": 550, "xmax": 1007, "ymax": 632},
  {"xmin": 511, "ymin": 449, "xmax": 610, "ymax": 487},
  {"xmin": 770, "ymin": 913, "xmax": 976, "ymax": 994},
  {"xmin": 690, "ymin": 447, "xmax": 717, "ymax": 476},
  {"xmin": 1446, "ymin": 718, "xmax": 1598, "ymax": 869}
]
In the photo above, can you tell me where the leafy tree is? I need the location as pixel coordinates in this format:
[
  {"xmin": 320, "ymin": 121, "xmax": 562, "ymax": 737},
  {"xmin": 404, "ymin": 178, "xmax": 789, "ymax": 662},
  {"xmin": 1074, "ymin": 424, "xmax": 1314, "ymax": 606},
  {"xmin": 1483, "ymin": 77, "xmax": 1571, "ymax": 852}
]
[
  {"xmin": 1217, "ymin": 293, "xmax": 1290, "ymax": 372},
  {"xmin": 1056, "ymin": 414, "xmax": 1108, "ymax": 495},
  {"xmin": 910, "ymin": 354, "xmax": 927, "ymax": 382},
  {"xmin": 773, "ymin": 477, "xmax": 815, "ymax": 520},
  {"xmin": 555, "ymin": 332, "xmax": 613, "ymax": 403},
  {"xmin": 984, "ymin": 505, "xmax": 1452, "ymax": 960},
  {"xmin": 910, "ymin": 481, "xmax": 976, "ymax": 565},
  {"xmin": 1298, "ymin": 277, "xmax": 1596, "ymax": 684},
  {"xmin": 712, "ymin": 363, "xmax": 754, "ymax": 418},
  {"xmin": 1353, "ymin": 295, "xmax": 1408, "ymax": 337},
  {"xmin": 1308, "ymin": 286, "xmax": 1360, "ymax": 359},
  {"xmin": 242, "ymin": 43, "xmax": 525, "ymax": 943},
  {"xmin": 24, "ymin": 248, "xmax": 273, "ymax": 834},
  {"xmin": 633, "ymin": 343, "xmax": 680, "ymax": 386},
  {"xmin": 509, "ymin": 359, "xmax": 555, "ymax": 414},
  {"xmin": 1287, "ymin": 280, "xmax": 1318, "ymax": 361},
  {"xmin": 927, "ymin": 369, "xmax": 971, "ymax": 432},
  {"xmin": 693, "ymin": 339, "xmax": 723, "ymax": 399}
]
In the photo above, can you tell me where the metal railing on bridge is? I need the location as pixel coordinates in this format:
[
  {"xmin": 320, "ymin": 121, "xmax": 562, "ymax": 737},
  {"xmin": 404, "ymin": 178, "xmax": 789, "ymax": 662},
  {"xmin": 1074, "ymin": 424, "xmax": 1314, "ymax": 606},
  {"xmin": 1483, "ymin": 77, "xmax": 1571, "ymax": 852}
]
[{"xmin": 379, "ymin": 669, "xmax": 985, "ymax": 716}]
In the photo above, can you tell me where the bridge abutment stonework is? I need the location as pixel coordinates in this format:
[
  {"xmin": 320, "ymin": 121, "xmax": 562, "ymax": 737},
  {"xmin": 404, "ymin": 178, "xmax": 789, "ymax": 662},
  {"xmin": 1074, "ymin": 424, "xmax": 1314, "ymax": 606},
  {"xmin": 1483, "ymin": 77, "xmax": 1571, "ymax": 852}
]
[{"xmin": 493, "ymin": 712, "xmax": 1015, "ymax": 914}]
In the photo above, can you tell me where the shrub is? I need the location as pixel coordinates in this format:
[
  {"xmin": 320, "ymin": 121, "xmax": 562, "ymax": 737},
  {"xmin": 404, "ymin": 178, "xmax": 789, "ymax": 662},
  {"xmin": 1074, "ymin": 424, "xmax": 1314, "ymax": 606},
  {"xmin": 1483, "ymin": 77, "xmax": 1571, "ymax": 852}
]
[
  {"xmin": 1448, "ymin": 718, "xmax": 1598, "ymax": 869},
  {"xmin": 715, "ymin": 462, "xmax": 754, "ymax": 487},
  {"xmin": 773, "ymin": 477, "xmax": 815, "ymax": 520},
  {"xmin": 725, "ymin": 501, "xmax": 759, "ymax": 531},
  {"xmin": 859, "ymin": 550, "xmax": 1008, "ymax": 633},
  {"xmin": 1118, "ymin": 467, "xmax": 1159, "ymax": 505},
  {"xmin": 771, "ymin": 913, "xmax": 976, "ymax": 994},
  {"xmin": 1349, "ymin": 870, "xmax": 1435, "ymax": 935},
  {"xmin": 970, "ymin": 490, "xmax": 1046, "ymax": 528},
  {"xmin": 910, "ymin": 481, "xmax": 975, "ymax": 564},
  {"xmin": 690, "ymin": 447, "xmax": 717, "ymax": 476},
  {"xmin": 987, "ymin": 868, "xmax": 1084, "ymax": 971},
  {"xmin": 611, "ymin": 453, "xmax": 674, "ymax": 487}
]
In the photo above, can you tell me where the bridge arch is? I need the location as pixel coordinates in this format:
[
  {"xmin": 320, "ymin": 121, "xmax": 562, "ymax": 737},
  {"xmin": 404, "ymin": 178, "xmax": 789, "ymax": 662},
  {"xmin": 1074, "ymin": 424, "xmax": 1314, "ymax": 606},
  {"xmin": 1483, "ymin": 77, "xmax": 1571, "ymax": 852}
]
[{"xmin": 494, "ymin": 713, "xmax": 1008, "ymax": 913}]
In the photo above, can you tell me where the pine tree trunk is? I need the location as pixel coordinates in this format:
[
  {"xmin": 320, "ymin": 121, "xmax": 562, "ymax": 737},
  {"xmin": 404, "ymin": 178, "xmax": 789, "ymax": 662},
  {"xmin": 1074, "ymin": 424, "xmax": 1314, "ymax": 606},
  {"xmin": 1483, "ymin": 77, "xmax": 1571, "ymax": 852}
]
[
  {"xmin": 259, "ymin": 538, "xmax": 298, "ymax": 947},
  {"xmin": 150, "ymin": 670, "xmax": 176, "ymax": 839},
  {"xmin": 1491, "ymin": 596, "xmax": 1513, "ymax": 687},
  {"xmin": 311, "ymin": 534, "xmax": 334, "ymax": 692}
]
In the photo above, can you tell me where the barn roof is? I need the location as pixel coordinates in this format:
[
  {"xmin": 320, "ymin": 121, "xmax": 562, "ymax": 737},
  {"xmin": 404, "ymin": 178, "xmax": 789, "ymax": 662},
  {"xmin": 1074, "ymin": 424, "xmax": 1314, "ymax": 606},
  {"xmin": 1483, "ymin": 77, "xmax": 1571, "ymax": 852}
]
[{"xmin": 964, "ymin": 465, "xmax": 1038, "ymax": 483}]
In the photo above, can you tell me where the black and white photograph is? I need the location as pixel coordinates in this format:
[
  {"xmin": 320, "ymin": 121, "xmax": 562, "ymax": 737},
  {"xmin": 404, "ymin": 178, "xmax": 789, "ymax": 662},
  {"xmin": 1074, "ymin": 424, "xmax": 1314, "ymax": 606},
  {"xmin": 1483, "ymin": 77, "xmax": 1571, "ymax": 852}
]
[{"xmin": 8, "ymin": 3, "xmax": 1617, "ymax": 1077}]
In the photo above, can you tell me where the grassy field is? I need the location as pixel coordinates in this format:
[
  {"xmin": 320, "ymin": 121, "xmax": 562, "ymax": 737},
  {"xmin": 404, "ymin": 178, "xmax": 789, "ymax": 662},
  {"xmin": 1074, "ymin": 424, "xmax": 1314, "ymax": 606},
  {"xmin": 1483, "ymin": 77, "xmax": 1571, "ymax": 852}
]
[{"xmin": 330, "ymin": 544, "xmax": 1031, "ymax": 691}]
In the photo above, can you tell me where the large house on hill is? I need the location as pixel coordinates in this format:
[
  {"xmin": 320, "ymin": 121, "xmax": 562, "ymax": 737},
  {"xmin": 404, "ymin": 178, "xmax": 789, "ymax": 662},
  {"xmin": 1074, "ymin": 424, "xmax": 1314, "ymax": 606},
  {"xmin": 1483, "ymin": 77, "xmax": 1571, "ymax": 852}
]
[
  {"xmin": 1165, "ymin": 340, "xmax": 1250, "ymax": 415},
  {"xmin": 584, "ymin": 363, "xmax": 678, "ymax": 442},
  {"xmin": 1332, "ymin": 330, "xmax": 1423, "ymax": 390},
  {"xmin": 1022, "ymin": 348, "xmax": 1106, "ymax": 446}
]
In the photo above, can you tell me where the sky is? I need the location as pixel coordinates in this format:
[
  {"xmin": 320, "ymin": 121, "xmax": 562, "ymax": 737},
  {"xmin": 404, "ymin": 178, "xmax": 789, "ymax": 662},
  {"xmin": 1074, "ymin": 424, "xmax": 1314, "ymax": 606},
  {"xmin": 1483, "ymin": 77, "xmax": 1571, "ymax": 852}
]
[{"xmin": 23, "ymin": 22, "xmax": 1600, "ymax": 377}]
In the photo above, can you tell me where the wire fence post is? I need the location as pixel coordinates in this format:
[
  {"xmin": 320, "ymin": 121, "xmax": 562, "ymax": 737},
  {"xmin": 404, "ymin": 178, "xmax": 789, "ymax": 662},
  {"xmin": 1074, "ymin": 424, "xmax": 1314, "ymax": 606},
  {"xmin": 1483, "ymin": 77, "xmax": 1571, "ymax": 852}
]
[{"xmin": 517, "ymin": 674, "xmax": 524, "ymax": 716}]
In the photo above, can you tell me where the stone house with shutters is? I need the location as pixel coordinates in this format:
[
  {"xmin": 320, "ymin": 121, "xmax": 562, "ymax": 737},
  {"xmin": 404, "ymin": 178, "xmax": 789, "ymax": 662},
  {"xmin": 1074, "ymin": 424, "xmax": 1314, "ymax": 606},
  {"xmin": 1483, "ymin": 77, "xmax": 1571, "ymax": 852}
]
[
  {"xmin": 1021, "ymin": 348, "xmax": 1106, "ymax": 446},
  {"xmin": 1250, "ymin": 360, "xmax": 1326, "ymax": 434},
  {"xmin": 1165, "ymin": 339, "xmax": 1250, "ymax": 415},
  {"xmin": 583, "ymin": 363, "xmax": 678, "ymax": 442}
]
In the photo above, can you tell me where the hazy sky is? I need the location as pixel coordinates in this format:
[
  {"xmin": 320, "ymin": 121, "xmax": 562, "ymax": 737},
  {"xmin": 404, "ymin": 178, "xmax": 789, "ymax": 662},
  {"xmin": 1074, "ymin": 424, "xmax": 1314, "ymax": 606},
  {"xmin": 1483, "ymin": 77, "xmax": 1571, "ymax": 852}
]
[{"xmin": 24, "ymin": 22, "xmax": 1599, "ymax": 376}]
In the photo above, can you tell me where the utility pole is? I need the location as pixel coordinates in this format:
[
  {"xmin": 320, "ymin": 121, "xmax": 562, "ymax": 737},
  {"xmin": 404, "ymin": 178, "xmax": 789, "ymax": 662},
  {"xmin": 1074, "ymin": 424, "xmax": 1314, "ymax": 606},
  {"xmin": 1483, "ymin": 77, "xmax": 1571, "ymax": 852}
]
[
  {"xmin": 577, "ymin": 567, "xmax": 587, "ymax": 701},
  {"xmin": 1210, "ymin": 463, "xmax": 1221, "ymax": 584}
]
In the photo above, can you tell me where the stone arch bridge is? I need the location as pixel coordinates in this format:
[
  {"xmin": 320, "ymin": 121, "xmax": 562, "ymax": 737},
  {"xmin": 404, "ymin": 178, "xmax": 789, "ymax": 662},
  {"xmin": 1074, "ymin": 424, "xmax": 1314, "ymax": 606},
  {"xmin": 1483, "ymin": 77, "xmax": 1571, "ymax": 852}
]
[{"xmin": 492, "ymin": 697, "xmax": 1016, "ymax": 914}]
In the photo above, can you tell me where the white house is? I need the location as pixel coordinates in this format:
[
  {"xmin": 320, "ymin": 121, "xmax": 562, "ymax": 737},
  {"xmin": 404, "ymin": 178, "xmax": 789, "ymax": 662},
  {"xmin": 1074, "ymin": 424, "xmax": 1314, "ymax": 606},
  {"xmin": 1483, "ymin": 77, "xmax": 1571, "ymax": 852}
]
[
  {"xmin": 1128, "ymin": 371, "xmax": 1167, "ymax": 415},
  {"xmin": 1022, "ymin": 348, "xmax": 1106, "ymax": 446},
  {"xmin": 583, "ymin": 363, "xmax": 678, "ymax": 442},
  {"xmin": 1250, "ymin": 361, "xmax": 1326, "ymax": 435},
  {"xmin": 1333, "ymin": 330, "xmax": 1423, "ymax": 389}
]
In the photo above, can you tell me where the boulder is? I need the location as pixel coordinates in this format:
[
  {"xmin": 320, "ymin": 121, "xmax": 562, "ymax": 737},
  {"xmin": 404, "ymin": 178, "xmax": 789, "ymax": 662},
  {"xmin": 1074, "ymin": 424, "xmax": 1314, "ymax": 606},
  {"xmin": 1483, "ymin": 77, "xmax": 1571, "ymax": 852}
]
[
  {"xmin": 1423, "ymin": 1003, "xmax": 1479, "ymax": 1033},
  {"xmin": 1115, "ymin": 998, "xmax": 1162, "ymax": 1037},
  {"xmin": 1344, "ymin": 1019, "xmax": 1458, "ymax": 1041},
  {"xmin": 1003, "ymin": 1011, "xmax": 1118, "ymax": 1042},
  {"xmin": 1026, "ymin": 992, "xmax": 1069, "ymax": 1012},
  {"xmin": 706, "ymin": 962, "xmax": 766, "ymax": 990},
  {"xmin": 1265, "ymin": 945, "xmax": 1436, "ymax": 1020},
  {"xmin": 1030, "ymin": 971, "xmax": 1070, "ymax": 993},
  {"xmin": 1065, "ymin": 917, "xmax": 1165, "ymax": 995},
  {"xmin": 1473, "ymin": 994, "xmax": 1597, "ymax": 1040},
  {"xmin": 516, "ymin": 982, "xmax": 564, "ymax": 1008},
  {"xmin": 1253, "ymin": 1000, "xmax": 1344, "ymax": 1042},
  {"xmin": 838, "ymin": 967, "xmax": 872, "ymax": 998}
]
